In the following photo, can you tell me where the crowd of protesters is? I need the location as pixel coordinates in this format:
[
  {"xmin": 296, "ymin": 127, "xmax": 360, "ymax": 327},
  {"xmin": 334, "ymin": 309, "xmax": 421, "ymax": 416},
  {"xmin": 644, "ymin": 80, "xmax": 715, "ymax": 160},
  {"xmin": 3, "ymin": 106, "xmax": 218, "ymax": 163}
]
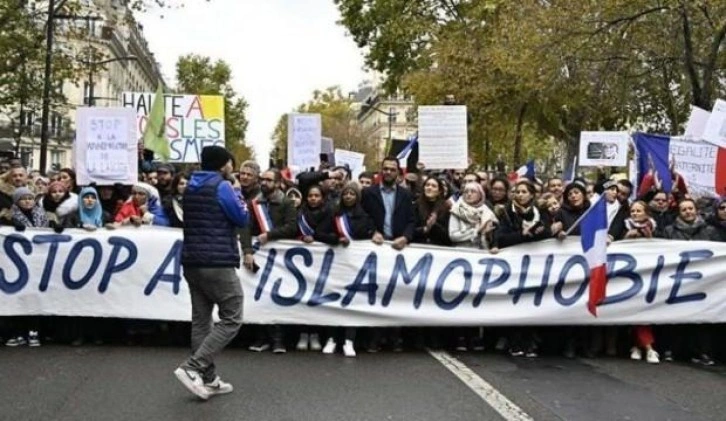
[{"xmin": 1, "ymin": 151, "xmax": 725, "ymax": 365}]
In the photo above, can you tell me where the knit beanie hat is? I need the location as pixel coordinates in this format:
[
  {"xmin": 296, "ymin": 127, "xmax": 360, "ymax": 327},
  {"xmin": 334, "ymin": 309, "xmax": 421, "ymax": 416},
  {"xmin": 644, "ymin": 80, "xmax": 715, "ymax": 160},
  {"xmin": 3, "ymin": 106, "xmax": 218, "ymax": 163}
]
[
  {"xmin": 13, "ymin": 187, "xmax": 34, "ymax": 204},
  {"xmin": 201, "ymin": 146, "xmax": 234, "ymax": 171},
  {"xmin": 156, "ymin": 163, "xmax": 175, "ymax": 174}
]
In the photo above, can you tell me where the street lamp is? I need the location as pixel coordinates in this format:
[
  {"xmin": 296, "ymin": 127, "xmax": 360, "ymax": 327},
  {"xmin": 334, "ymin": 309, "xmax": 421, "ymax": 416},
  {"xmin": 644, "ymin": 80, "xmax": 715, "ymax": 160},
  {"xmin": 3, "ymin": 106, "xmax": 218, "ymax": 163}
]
[{"xmin": 84, "ymin": 55, "xmax": 137, "ymax": 106}]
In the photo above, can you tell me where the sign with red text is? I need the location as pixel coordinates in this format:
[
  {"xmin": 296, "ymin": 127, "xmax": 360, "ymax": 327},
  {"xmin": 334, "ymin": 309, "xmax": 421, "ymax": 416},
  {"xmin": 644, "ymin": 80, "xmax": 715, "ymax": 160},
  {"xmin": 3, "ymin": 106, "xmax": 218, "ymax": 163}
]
[{"xmin": 122, "ymin": 92, "xmax": 225, "ymax": 163}]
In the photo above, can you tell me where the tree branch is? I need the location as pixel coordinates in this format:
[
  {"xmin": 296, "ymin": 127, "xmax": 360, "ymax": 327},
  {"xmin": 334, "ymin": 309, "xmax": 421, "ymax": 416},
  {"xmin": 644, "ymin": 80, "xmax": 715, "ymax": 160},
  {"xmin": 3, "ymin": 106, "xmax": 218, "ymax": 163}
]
[{"xmin": 680, "ymin": 4, "xmax": 703, "ymax": 107}]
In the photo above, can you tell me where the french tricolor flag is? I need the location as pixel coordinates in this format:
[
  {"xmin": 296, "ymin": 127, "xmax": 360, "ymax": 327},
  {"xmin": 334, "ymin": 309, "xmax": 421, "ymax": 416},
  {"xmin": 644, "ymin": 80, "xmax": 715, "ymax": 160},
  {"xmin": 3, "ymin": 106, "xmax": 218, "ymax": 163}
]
[
  {"xmin": 508, "ymin": 159, "xmax": 535, "ymax": 182},
  {"xmin": 581, "ymin": 196, "xmax": 609, "ymax": 317}
]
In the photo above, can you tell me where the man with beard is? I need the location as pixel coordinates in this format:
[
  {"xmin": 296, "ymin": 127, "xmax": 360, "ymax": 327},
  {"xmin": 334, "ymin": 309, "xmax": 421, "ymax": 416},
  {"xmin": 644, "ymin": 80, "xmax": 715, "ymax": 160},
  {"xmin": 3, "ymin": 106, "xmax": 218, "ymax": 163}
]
[
  {"xmin": 241, "ymin": 168, "xmax": 298, "ymax": 353},
  {"xmin": 361, "ymin": 156, "xmax": 415, "ymax": 250},
  {"xmin": 361, "ymin": 156, "xmax": 415, "ymax": 352},
  {"xmin": 156, "ymin": 163, "xmax": 175, "ymax": 201},
  {"xmin": 174, "ymin": 146, "xmax": 249, "ymax": 400}
]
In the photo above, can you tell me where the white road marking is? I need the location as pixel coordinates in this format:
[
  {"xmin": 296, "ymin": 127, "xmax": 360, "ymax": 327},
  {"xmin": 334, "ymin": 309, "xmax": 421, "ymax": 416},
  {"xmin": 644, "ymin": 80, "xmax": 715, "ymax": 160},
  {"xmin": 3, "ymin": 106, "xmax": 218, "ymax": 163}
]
[{"xmin": 428, "ymin": 349, "xmax": 534, "ymax": 421}]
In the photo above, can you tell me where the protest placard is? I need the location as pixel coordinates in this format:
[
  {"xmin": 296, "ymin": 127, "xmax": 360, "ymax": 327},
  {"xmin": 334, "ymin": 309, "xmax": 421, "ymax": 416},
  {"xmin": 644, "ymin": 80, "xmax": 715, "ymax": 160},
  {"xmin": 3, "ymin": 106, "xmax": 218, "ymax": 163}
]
[
  {"xmin": 321, "ymin": 137, "xmax": 335, "ymax": 165},
  {"xmin": 121, "ymin": 92, "xmax": 225, "ymax": 163},
  {"xmin": 684, "ymin": 105, "xmax": 711, "ymax": 139},
  {"xmin": 334, "ymin": 149, "xmax": 365, "ymax": 178},
  {"xmin": 578, "ymin": 131, "xmax": 629, "ymax": 167},
  {"xmin": 418, "ymin": 106, "xmax": 468, "ymax": 169},
  {"xmin": 287, "ymin": 113, "xmax": 322, "ymax": 172},
  {"xmin": 74, "ymin": 107, "xmax": 138, "ymax": 185},
  {"xmin": 702, "ymin": 99, "xmax": 726, "ymax": 148},
  {"xmin": 670, "ymin": 136, "xmax": 726, "ymax": 197}
]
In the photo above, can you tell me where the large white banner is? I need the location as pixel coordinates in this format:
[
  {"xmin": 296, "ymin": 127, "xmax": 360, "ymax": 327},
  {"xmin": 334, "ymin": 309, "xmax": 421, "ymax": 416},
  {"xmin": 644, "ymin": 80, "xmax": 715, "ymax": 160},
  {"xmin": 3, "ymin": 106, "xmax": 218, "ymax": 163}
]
[
  {"xmin": 2, "ymin": 227, "xmax": 726, "ymax": 326},
  {"xmin": 74, "ymin": 107, "xmax": 138, "ymax": 186},
  {"xmin": 418, "ymin": 105, "xmax": 468, "ymax": 169},
  {"xmin": 121, "ymin": 92, "xmax": 225, "ymax": 163}
]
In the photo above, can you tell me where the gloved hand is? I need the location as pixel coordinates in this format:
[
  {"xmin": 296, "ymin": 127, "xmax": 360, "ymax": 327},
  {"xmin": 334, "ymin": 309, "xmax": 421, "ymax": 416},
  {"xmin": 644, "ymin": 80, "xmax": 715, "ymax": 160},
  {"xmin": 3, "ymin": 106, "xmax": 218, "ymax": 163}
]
[{"xmin": 13, "ymin": 223, "xmax": 26, "ymax": 232}]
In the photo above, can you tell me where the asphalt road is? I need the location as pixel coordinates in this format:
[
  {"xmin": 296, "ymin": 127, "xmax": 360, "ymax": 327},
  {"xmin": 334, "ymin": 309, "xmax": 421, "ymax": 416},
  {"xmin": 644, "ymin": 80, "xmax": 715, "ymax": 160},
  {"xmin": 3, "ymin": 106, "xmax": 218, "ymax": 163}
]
[{"xmin": 2, "ymin": 345, "xmax": 725, "ymax": 421}]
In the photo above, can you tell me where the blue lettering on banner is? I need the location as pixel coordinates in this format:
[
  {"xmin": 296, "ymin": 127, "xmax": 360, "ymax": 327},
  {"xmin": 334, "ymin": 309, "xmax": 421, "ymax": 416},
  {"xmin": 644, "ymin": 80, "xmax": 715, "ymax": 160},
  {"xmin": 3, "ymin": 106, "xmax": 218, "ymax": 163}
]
[
  {"xmin": 433, "ymin": 259, "xmax": 472, "ymax": 310},
  {"xmin": 255, "ymin": 248, "xmax": 278, "ymax": 300},
  {"xmin": 472, "ymin": 257, "xmax": 510, "ymax": 307},
  {"xmin": 342, "ymin": 252, "xmax": 378, "ymax": 307},
  {"xmin": 553, "ymin": 255, "xmax": 589, "ymax": 306},
  {"xmin": 381, "ymin": 253, "xmax": 432, "ymax": 308},
  {"xmin": 509, "ymin": 254, "xmax": 553, "ymax": 306},
  {"xmin": 666, "ymin": 249, "xmax": 712, "ymax": 304},
  {"xmin": 602, "ymin": 254, "xmax": 642, "ymax": 306},
  {"xmin": 144, "ymin": 240, "xmax": 182, "ymax": 296},
  {"xmin": 0, "ymin": 234, "xmax": 32, "ymax": 294},
  {"xmin": 99, "ymin": 237, "xmax": 138, "ymax": 293},
  {"xmin": 34, "ymin": 234, "xmax": 72, "ymax": 292},
  {"xmin": 63, "ymin": 239, "xmax": 102, "ymax": 290},
  {"xmin": 645, "ymin": 255, "xmax": 665, "ymax": 304},
  {"xmin": 271, "ymin": 247, "xmax": 310, "ymax": 306},
  {"xmin": 308, "ymin": 249, "xmax": 340, "ymax": 306}
]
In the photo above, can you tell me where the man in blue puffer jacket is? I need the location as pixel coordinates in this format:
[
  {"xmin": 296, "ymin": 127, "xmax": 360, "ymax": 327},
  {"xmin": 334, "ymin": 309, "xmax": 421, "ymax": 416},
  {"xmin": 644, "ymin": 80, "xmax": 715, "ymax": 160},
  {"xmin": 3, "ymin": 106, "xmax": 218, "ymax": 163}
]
[{"xmin": 174, "ymin": 145, "xmax": 249, "ymax": 401}]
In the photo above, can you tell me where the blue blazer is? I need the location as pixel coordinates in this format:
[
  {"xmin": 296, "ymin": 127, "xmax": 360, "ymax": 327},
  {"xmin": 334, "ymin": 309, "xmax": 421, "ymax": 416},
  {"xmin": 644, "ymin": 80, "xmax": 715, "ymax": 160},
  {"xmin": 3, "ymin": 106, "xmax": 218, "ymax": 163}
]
[{"xmin": 361, "ymin": 185, "xmax": 415, "ymax": 242}]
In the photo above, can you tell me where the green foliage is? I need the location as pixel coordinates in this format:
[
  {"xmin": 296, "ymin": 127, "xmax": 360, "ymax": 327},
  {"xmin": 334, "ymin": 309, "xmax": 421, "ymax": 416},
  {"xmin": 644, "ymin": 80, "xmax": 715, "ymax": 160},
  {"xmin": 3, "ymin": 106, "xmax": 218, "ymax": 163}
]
[
  {"xmin": 0, "ymin": 0, "xmax": 83, "ymax": 128},
  {"xmin": 175, "ymin": 54, "xmax": 253, "ymax": 163},
  {"xmin": 271, "ymin": 86, "xmax": 380, "ymax": 168},
  {"xmin": 335, "ymin": 0, "xmax": 726, "ymax": 171}
]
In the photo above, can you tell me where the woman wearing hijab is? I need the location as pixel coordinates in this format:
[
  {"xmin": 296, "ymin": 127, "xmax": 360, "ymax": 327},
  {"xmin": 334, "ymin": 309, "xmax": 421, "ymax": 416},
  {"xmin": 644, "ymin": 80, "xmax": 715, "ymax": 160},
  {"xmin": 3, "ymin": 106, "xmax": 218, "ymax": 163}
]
[
  {"xmin": 448, "ymin": 181, "xmax": 498, "ymax": 351},
  {"xmin": 73, "ymin": 187, "xmax": 107, "ymax": 230},
  {"xmin": 449, "ymin": 182, "xmax": 498, "ymax": 249}
]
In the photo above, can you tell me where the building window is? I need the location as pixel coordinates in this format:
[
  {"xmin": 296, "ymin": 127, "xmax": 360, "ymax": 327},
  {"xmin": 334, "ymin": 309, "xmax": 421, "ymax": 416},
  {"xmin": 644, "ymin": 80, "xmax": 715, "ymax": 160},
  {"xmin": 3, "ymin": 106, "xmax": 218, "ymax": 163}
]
[
  {"xmin": 389, "ymin": 110, "xmax": 397, "ymax": 124},
  {"xmin": 51, "ymin": 150, "xmax": 65, "ymax": 167},
  {"xmin": 20, "ymin": 110, "xmax": 34, "ymax": 127},
  {"xmin": 21, "ymin": 147, "xmax": 33, "ymax": 169}
]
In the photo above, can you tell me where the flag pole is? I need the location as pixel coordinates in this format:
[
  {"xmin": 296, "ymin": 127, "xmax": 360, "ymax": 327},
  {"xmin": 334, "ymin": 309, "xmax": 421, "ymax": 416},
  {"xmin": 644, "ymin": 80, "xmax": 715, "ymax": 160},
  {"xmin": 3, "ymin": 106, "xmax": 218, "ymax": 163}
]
[{"xmin": 562, "ymin": 196, "xmax": 604, "ymax": 237}]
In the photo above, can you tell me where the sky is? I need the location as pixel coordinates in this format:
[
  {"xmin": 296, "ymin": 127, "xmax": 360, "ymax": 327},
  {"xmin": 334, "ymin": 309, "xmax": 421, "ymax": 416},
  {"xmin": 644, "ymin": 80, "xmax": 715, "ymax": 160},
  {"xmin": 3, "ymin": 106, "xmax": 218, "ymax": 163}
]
[{"xmin": 137, "ymin": 0, "xmax": 370, "ymax": 166}]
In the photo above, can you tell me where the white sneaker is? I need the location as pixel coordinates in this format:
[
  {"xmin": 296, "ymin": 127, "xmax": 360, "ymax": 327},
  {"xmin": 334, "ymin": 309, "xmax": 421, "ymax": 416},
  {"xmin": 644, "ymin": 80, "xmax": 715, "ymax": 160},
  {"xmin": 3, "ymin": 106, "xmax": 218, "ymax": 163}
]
[
  {"xmin": 646, "ymin": 349, "xmax": 660, "ymax": 364},
  {"xmin": 630, "ymin": 347, "xmax": 642, "ymax": 361},
  {"xmin": 174, "ymin": 367, "xmax": 209, "ymax": 400},
  {"xmin": 28, "ymin": 331, "xmax": 40, "ymax": 347},
  {"xmin": 322, "ymin": 338, "xmax": 336, "ymax": 354},
  {"xmin": 309, "ymin": 333, "xmax": 322, "ymax": 351},
  {"xmin": 204, "ymin": 376, "xmax": 234, "ymax": 396},
  {"xmin": 343, "ymin": 340, "xmax": 356, "ymax": 358},
  {"xmin": 296, "ymin": 333, "xmax": 309, "ymax": 351},
  {"xmin": 5, "ymin": 336, "xmax": 26, "ymax": 347}
]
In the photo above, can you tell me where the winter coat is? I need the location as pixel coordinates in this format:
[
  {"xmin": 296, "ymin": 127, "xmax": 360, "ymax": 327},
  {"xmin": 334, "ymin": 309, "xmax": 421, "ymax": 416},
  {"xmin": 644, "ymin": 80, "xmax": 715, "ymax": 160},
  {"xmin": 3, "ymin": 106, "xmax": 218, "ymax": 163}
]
[
  {"xmin": 239, "ymin": 189, "xmax": 298, "ymax": 255},
  {"xmin": 335, "ymin": 203, "xmax": 375, "ymax": 240},
  {"xmin": 661, "ymin": 217, "xmax": 720, "ymax": 241},
  {"xmin": 493, "ymin": 203, "xmax": 552, "ymax": 248}
]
